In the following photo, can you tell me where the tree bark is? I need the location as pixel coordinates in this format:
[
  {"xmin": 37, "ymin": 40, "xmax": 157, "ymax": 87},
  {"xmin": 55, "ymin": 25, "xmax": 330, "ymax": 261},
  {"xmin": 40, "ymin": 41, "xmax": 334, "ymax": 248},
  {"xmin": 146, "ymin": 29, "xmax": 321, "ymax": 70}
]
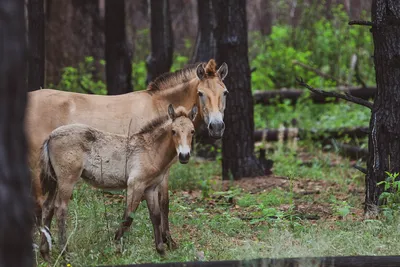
[
  {"xmin": 0, "ymin": 0, "xmax": 34, "ymax": 266},
  {"xmin": 28, "ymin": 0, "xmax": 45, "ymax": 91},
  {"xmin": 365, "ymin": 0, "xmax": 400, "ymax": 215},
  {"xmin": 105, "ymin": 0, "xmax": 133, "ymax": 94},
  {"xmin": 215, "ymin": 0, "xmax": 264, "ymax": 180},
  {"xmin": 191, "ymin": 0, "xmax": 216, "ymax": 63},
  {"xmin": 146, "ymin": 0, "xmax": 173, "ymax": 85}
]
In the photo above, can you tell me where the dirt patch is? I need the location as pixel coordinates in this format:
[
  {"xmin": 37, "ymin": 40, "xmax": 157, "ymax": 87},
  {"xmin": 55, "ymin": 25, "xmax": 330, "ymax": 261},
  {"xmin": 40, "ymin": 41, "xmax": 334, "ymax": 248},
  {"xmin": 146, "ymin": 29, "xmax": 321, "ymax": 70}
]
[{"xmin": 219, "ymin": 175, "xmax": 289, "ymax": 193}]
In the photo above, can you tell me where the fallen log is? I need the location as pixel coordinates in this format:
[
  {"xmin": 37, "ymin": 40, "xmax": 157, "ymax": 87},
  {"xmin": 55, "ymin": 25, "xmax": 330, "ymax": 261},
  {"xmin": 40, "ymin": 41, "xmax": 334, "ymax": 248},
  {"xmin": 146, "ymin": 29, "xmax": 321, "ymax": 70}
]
[
  {"xmin": 253, "ymin": 87, "xmax": 376, "ymax": 105},
  {"xmin": 253, "ymin": 126, "xmax": 369, "ymax": 142}
]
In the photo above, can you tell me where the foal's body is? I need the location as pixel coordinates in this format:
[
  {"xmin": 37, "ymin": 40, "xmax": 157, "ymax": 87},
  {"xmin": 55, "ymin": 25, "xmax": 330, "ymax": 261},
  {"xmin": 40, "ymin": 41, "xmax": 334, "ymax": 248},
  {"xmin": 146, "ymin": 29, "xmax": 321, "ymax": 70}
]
[{"xmin": 40, "ymin": 106, "xmax": 197, "ymax": 259}]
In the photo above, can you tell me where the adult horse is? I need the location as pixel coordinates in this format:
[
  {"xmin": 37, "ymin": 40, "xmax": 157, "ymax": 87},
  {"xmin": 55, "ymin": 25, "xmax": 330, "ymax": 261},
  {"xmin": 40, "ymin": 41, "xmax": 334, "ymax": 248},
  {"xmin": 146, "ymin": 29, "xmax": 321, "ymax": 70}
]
[{"xmin": 26, "ymin": 59, "xmax": 228, "ymax": 248}]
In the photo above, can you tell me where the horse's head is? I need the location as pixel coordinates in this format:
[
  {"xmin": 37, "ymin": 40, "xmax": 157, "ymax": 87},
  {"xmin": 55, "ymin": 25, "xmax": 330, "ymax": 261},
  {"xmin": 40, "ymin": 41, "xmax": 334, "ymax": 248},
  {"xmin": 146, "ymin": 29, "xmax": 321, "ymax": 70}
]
[
  {"xmin": 195, "ymin": 59, "xmax": 229, "ymax": 139},
  {"xmin": 167, "ymin": 104, "xmax": 198, "ymax": 164}
]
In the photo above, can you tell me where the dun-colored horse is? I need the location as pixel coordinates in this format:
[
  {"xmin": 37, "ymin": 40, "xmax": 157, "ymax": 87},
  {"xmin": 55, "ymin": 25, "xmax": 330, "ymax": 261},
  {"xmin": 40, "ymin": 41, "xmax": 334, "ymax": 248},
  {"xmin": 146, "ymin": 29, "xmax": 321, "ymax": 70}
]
[
  {"xmin": 27, "ymin": 59, "xmax": 228, "ymax": 248},
  {"xmin": 39, "ymin": 105, "xmax": 197, "ymax": 260}
]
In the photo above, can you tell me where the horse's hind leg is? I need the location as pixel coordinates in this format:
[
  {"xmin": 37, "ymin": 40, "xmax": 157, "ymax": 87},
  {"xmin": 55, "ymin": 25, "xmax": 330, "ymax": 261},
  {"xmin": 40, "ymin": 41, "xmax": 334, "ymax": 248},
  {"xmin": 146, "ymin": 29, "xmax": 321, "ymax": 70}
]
[
  {"xmin": 54, "ymin": 177, "xmax": 77, "ymax": 259},
  {"xmin": 39, "ymin": 187, "xmax": 56, "ymax": 261},
  {"xmin": 158, "ymin": 169, "xmax": 177, "ymax": 250},
  {"xmin": 145, "ymin": 188, "xmax": 165, "ymax": 255}
]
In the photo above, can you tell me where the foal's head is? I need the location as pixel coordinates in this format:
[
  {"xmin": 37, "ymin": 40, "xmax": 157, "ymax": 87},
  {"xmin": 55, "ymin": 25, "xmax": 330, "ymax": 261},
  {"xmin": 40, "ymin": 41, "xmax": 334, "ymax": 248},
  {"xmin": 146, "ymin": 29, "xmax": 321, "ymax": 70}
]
[
  {"xmin": 195, "ymin": 59, "xmax": 229, "ymax": 139},
  {"xmin": 167, "ymin": 104, "xmax": 198, "ymax": 164}
]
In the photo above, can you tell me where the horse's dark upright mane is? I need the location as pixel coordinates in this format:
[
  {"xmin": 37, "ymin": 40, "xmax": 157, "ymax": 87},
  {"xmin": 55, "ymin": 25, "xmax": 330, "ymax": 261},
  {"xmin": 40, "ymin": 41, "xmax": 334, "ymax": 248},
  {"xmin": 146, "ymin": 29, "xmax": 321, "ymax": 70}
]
[
  {"xmin": 136, "ymin": 107, "xmax": 190, "ymax": 135},
  {"xmin": 146, "ymin": 63, "xmax": 200, "ymax": 95},
  {"xmin": 136, "ymin": 115, "xmax": 170, "ymax": 135}
]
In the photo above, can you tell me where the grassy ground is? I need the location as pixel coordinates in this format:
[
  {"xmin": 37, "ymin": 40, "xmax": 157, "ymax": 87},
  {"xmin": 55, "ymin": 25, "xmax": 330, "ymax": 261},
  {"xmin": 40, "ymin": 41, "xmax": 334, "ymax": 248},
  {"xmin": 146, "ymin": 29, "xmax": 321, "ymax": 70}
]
[{"xmin": 34, "ymin": 139, "xmax": 400, "ymax": 267}]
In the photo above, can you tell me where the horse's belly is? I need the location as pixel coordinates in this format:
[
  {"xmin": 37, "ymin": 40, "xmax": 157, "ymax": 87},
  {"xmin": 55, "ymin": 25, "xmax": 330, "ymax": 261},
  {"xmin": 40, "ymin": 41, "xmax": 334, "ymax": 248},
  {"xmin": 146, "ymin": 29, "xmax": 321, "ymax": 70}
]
[{"xmin": 81, "ymin": 168, "xmax": 127, "ymax": 190}]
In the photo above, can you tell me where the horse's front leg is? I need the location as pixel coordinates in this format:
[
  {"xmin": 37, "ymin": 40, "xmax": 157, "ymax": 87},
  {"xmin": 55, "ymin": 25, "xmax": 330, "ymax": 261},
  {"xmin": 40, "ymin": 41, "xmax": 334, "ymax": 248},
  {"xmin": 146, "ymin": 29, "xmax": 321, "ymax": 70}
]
[
  {"xmin": 158, "ymin": 169, "xmax": 177, "ymax": 250},
  {"xmin": 114, "ymin": 178, "xmax": 145, "ymax": 241},
  {"xmin": 145, "ymin": 187, "xmax": 165, "ymax": 255}
]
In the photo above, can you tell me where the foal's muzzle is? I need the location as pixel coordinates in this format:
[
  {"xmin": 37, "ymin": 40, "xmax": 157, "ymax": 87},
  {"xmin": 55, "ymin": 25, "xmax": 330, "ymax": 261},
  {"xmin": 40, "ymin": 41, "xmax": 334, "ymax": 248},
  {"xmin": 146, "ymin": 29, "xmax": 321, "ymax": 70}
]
[
  {"xmin": 208, "ymin": 121, "xmax": 225, "ymax": 139},
  {"xmin": 178, "ymin": 152, "xmax": 190, "ymax": 164}
]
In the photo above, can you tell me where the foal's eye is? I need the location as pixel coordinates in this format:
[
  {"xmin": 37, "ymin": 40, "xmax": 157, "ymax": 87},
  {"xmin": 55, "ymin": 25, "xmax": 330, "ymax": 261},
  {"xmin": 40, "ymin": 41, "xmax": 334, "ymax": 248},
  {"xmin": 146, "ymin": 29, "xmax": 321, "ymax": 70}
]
[
  {"xmin": 223, "ymin": 91, "xmax": 229, "ymax": 96},
  {"xmin": 191, "ymin": 130, "xmax": 195, "ymax": 134},
  {"xmin": 198, "ymin": 91, "xmax": 204, "ymax": 97},
  {"xmin": 172, "ymin": 130, "xmax": 176, "ymax": 135}
]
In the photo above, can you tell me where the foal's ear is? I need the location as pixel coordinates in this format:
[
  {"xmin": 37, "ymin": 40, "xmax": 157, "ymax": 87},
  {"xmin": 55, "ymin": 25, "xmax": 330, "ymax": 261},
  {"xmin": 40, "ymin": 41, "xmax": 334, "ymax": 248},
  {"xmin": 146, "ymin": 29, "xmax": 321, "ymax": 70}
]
[
  {"xmin": 196, "ymin": 63, "xmax": 206, "ymax": 80},
  {"xmin": 189, "ymin": 105, "xmax": 198, "ymax": 121},
  {"xmin": 168, "ymin": 104, "xmax": 176, "ymax": 120},
  {"xmin": 217, "ymin": 62, "xmax": 228, "ymax": 81}
]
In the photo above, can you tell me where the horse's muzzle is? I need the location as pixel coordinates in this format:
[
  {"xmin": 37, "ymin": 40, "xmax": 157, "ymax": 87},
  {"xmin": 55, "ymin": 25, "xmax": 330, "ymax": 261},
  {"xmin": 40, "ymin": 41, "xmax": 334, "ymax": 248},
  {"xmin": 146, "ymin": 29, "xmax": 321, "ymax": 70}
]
[
  {"xmin": 208, "ymin": 121, "xmax": 225, "ymax": 139},
  {"xmin": 179, "ymin": 152, "xmax": 190, "ymax": 164}
]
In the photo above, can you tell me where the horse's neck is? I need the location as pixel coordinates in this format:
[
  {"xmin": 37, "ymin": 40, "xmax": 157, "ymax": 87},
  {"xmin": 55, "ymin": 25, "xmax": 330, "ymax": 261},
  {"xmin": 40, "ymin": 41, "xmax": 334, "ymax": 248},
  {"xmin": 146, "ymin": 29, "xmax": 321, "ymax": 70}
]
[
  {"xmin": 153, "ymin": 78, "xmax": 199, "ymax": 114},
  {"xmin": 139, "ymin": 124, "xmax": 177, "ymax": 169}
]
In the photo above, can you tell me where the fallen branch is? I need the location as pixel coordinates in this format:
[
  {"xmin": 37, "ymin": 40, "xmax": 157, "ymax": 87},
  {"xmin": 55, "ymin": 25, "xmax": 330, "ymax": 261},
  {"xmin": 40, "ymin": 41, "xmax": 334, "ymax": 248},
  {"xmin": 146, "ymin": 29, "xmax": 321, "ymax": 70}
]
[
  {"xmin": 253, "ymin": 126, "xmax": 369, "ymax": 142},
  {"xmin": 353, "ymin": 164, "xmax": 367, "ymax": 174},
  {"xmin": 253, "ymin": 87, "xmax": 376, "ymax": 105},
  {"xmin": 348, "ymin": 20, "xmax": 374, "ymax": 26},
  {"xmin": 297, "ymin": 77, "xmax": 373, "ymax": 109}
]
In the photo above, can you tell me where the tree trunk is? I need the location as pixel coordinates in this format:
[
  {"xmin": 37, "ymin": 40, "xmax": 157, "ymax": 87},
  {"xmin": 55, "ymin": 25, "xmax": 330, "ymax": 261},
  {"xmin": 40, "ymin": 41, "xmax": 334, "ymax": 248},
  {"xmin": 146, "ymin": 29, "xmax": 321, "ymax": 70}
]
[
  {"xmin": 0, "ymin": 0, "xmax": 34, "ymax": 266},
  {"xmin": 191, "ymin": 0, "xmax": 216, "ymax": 63},
  {"xmin": 215, "ymin": 0, "xmax": 264, "ymax": 180},
  {"xmin": 105, "ymin": 0, "xmax": 133, "ymax": 94},
  {"xmin": 146, "ymin": 0, "xmax": 173, "ymax": 85},
  {"xmin": 28, "ymin": 0, "xmax": 45, "ymax": 91},
  {"xmin": 365, "ymin": 0, "xmax": 400, "ymax": 216}
]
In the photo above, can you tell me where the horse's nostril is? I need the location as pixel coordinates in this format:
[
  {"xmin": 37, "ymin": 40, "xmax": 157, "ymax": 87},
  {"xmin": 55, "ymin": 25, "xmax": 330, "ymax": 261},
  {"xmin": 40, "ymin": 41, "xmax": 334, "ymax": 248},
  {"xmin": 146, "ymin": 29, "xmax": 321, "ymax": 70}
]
[{"xmin": 209, "ymin": 124, "xmax": 214, "ymax": 131}]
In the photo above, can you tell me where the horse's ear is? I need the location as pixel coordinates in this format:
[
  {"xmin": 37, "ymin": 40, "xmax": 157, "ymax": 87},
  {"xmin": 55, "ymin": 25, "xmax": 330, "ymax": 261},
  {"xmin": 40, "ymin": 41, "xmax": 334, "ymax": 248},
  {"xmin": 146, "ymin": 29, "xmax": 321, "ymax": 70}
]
[
  {"xmin": 217, "ymin": 62, "xmax": 228, "ymax": 81},
  {"xmin": 168, "ymin": 104, "xmax": 176, "ymax": 120},
  {"xmin": 196, "ymin": 63, "xmax": 206, "ymax": 80},
  {"xmin": 189, "ymin": 105, "xmax": 198, "ymax": 121}
]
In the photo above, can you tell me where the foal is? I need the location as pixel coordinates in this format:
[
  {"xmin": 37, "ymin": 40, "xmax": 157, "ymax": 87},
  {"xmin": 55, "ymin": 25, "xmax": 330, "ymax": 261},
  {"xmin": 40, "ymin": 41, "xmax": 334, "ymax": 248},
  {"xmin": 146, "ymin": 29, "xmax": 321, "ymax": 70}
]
[{"xmin": 39, "ymin": 104, "xmax": 197, "ymax": 259}]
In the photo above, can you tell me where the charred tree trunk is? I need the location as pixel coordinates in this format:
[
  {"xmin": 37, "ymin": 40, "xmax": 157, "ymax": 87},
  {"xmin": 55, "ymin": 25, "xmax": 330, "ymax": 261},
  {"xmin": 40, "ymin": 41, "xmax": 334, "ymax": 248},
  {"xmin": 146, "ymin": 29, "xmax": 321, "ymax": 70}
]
[
  {"xmin": 0, "ymin": 0, "xmax": 34, "ymax": 266},
  {"xmin": 105, "ymin": 0, "xmax": 133, "ymax": 94},
  {"xmin": 146, "ymin": 0, "xmax": 173, "ymax": 85},
  {"xmin": 215, "ymin": 0, "xmax": 264, "ymax": 179},
  {"xmin": 28, "ymin": 0, "xmax": 45, "ymax": 91},
  {"xmin": 191, "ymin": 0, "xmax": 218, "ymax": 158},
  {"xmin": 191, "ymin": 0, "xmax": 216, "ymax": 63},
  {"xmin": 365, "ymin": 0, "xmax": 400, "ymax": 216}
]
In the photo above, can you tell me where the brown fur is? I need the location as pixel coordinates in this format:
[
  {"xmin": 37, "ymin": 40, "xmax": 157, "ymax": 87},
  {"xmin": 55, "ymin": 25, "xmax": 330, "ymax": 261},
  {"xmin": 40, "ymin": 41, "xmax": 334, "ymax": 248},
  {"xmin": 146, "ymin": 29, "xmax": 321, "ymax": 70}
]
[
  {"xmin": 39, "ymin": 106, "xmax": 197, "ymax": 258},
  {"xmin": 26, "ymin": 59, "xmax": 229, "ymax": 252}
]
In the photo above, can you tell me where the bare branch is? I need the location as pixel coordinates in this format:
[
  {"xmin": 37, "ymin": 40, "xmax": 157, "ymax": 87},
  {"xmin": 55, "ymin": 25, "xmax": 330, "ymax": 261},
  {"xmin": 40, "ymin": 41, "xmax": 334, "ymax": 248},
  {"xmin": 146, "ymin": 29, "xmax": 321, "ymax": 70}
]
[
  {"xmin": 293, "ymin": 60, "xmax": 350, "ymax": 86},
  {"xmin": 353, "ymin": 164, "xmax": 367, "ymax": 174},
  {"xmin": 348, "ymin": 20, "xmax": 374, "ymax": 26},
  {"xmin": 296, "ymin": 77, "xmax": 373, "ymax": 109}
]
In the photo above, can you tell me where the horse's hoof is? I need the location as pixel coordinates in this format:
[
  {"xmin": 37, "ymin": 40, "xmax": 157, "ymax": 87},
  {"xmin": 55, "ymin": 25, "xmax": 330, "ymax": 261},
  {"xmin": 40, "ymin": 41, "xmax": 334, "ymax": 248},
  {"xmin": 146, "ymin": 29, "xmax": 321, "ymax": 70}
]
[
  {"xmin": 156, "ymin": 244, "xmax": 166, "ymax": 256},
  {"xmin": 114, "ymin": 230, "xmax": 123, "ymax": 241}
]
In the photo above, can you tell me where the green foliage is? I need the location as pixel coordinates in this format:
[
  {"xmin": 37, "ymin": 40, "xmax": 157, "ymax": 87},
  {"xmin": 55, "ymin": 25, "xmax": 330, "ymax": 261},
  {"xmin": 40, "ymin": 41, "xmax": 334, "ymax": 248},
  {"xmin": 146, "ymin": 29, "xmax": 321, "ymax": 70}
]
[
  {"xmin": 249, "ymin": 6, "xmax": 374, "ymax": 90},
  {"xmin": 56, "ymin": 56, "xmax": 107, "ymax": 95},
  {"xmin": 378, "ymin": 172, "xmax": 400, "ymax": 220}
]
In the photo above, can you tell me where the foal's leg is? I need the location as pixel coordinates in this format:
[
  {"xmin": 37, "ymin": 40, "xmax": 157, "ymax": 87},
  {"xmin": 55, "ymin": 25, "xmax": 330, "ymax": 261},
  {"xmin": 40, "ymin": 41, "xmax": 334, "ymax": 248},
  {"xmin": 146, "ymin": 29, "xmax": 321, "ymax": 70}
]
[
  {"xmin": 54, "ymin": 178, "xmax": 76, "ymax": 258},
  {"xmin": 158, "ymin": 169, "xmax": 177, "ymax": 249},
  {"xmin": 114, "ymin": 179, "xmax": 145, "ymax": 241},
  {"xmin": 145, "ymin": 188, "xmax": 165, "ymax": 255},
  {"xmin": 39, "ymin": 187, "xmax": 57, "ymax": 261}
]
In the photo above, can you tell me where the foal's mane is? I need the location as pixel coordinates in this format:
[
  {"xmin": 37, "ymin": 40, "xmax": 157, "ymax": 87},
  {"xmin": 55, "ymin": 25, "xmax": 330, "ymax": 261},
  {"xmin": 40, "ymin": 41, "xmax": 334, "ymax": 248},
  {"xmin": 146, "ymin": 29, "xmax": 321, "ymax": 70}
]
[
  {"xmin": 146, "ymin": 59, "xmax": 218, "ymax": 95},
  {"xmin": 136, "ymin": 107, "xmax": 190, "ymax": 135}
]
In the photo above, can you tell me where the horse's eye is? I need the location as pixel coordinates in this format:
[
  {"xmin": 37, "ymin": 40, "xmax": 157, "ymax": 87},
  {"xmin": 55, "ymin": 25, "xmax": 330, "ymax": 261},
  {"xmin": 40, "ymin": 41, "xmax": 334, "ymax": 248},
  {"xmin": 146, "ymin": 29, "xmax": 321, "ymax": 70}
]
[
  {"xmin": 198, "ymin": 91, "xmax": 204, "ymax": 97},
  {"xmin": 223, "ymin": 91, "xmax": 229, "ymax": 96},
  {"xmin": 191, "ymin": 130, "xmax": 195, "ymax": 134},
  {"xmin": 172, "ymin": 130, "xmax": 176, "ymax": 135}
]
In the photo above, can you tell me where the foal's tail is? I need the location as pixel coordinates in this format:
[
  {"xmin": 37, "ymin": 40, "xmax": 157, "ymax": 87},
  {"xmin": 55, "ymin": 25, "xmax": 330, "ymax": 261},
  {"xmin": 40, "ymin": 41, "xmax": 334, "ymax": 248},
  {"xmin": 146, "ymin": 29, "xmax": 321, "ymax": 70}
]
[{"xmin": 40, "ymin": 138, "xmax": 57, "ymax": 196}]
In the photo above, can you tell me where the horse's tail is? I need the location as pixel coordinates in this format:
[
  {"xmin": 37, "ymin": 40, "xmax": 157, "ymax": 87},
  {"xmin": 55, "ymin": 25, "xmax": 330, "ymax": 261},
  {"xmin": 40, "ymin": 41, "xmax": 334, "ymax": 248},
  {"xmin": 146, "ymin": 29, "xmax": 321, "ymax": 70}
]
[{"xmin": 40, "ymin": 138, "xmax": 57, "ymax": 196}]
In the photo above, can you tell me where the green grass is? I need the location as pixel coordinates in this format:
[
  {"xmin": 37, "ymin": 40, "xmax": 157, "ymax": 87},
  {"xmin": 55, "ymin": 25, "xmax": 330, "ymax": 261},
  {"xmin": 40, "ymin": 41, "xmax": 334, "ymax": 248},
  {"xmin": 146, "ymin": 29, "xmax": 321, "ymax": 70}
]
[{"xmin": 33, "ymin": 140, "xmax": 397, "ymax": 267}]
